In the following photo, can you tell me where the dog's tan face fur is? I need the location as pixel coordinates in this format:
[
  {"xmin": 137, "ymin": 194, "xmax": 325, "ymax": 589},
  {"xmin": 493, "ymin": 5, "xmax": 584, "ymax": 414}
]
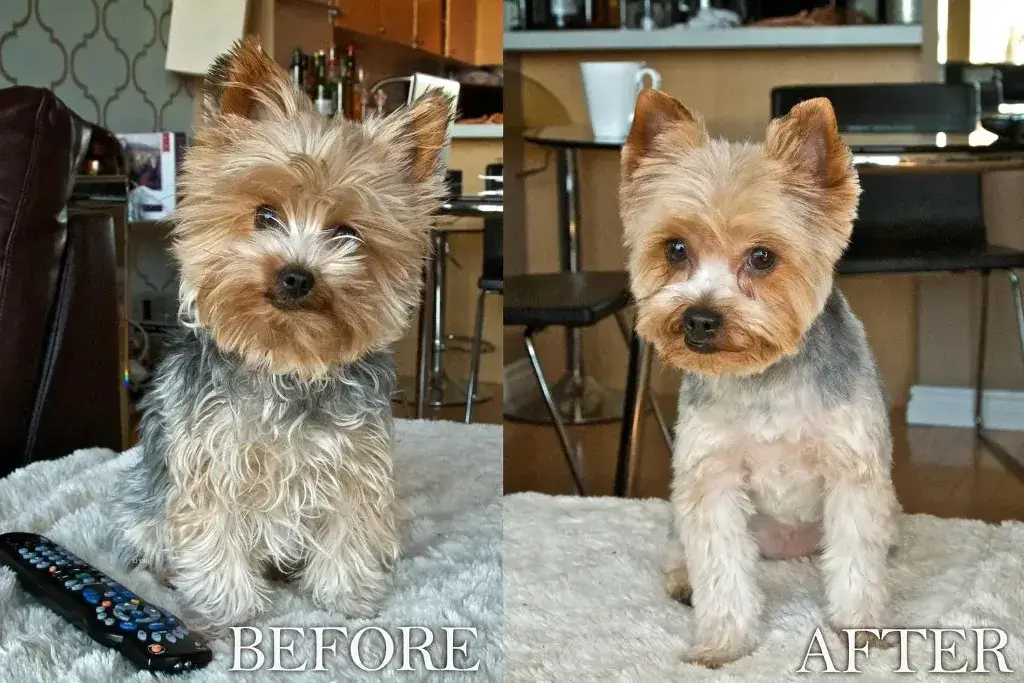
[
  {"xmin": 174, "ymin": 37, "xmax": 452, "ymax": 377},
  {"xmin": 619, "ymin": 91, "xmax": 860, "ymax": 376}
]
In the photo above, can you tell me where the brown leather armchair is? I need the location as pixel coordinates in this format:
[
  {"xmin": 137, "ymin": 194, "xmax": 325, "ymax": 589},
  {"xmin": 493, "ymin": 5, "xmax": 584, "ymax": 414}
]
[{"xmin": 0, "ymin": 86, "xmax": 122, "ymax": 477}]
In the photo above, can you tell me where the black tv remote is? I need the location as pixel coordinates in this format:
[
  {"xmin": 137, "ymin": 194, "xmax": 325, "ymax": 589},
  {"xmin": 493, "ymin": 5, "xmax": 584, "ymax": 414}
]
[{"xmin": 0, "ymin": 532, "xmax": 213, "ymax": 673}]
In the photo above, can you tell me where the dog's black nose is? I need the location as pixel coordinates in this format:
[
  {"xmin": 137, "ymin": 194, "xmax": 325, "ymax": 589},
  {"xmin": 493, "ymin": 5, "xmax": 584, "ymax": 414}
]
[
  {"xmin": 276, "ymin": 265, "xmax": 315, "ymax": 300},
  {"xmin": 682, "ymin": 306, "xmax": 722, "ymax": 345}
]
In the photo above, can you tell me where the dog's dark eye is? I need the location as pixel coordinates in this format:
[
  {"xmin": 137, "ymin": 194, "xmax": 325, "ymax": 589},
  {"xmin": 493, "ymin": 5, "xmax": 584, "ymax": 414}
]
[
  {"xmin": 748, "ymin": 246, "xmax": 777, "ymax": 272},
  {"xmin": 665, "ymin": 239, "xmax": 688, "ymax": 265},
  {"xmin": 329, "ymin": 224, "xmax": 360, "ymax": 241},
  {"xmin": 254, "ymin": 205, "xmax": 281, "ymax": 231}
]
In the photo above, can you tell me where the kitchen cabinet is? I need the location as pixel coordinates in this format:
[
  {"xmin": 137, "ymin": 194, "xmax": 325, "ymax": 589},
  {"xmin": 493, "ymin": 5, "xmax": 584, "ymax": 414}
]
[
  {"xmin": 330, "ymin": 0, "xmax": 500, "ymax": 65},
  {"xmin": 381, "ymin": 0, "xmax": 416, "ymax": 44},
  {"xmin": 334, "ymin": 0, "xmax": 381, "ymax": 37}
]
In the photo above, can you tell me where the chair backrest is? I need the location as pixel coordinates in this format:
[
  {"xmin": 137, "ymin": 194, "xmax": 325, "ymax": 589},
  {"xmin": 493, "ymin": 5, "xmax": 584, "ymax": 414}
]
[
  {"xmin": 943, "ymin": 62, "xmax": 1005, "ymax": 113},
  {"xmin": 946, "ymin": 62, "xmax": 1024, "ymax": 104},
  {"xmin": 482, "ymin": 163, "xmax": 503, "ymax": 282},
  {"xmin": 770, "ymin": 83, "xmax": 987, "ymax": 256},
  {"xmin": 771, "ymin": 83, "xmax": 980, "ymax": 133}
]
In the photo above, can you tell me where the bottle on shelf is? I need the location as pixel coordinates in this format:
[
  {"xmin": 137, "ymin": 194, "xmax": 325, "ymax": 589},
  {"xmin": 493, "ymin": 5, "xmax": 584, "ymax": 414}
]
[
  {"xmin": 589, "ymin": 0, "xmax": 622, "ymax": 28},
  {"xmin": 327, "ymin": 44, "xmax": 343, "ymax": 116},
  {"xmin": 312, "ymin": 50, "xmax": 336, "ymax": 118},
  {"xmin": 289, "ymin": 48, "xmax": 304, "ymax": 91},
  {"xmin": 342, "ymin": 44, "xmax": 358, "ymax": 120}
]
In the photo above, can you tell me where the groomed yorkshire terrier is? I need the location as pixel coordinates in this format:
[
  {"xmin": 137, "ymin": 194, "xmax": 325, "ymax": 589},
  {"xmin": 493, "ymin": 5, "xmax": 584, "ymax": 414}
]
[
  {"xmin": 619, "ymin": 91, "xmax": 899, "ymax": 668},
  {"xmin": 113, "ymin": 37, "xmax": 453, "ymax": 631}
]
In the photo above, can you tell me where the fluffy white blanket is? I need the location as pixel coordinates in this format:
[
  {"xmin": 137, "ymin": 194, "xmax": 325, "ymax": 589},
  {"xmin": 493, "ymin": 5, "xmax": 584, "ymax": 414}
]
[
  {"xmin": 0, "ymin": 419, "xmax": 501, "ymax": 682},
  {"xmin": 503, "ymin": 492, "xmax": 1024, "ymax": 682}
]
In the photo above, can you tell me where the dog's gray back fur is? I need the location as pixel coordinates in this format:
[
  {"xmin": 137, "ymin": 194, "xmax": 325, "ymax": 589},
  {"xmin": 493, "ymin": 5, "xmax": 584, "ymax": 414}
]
[{"xmin": 114, "ymin": 327, "xmax": 396, "ymax": 570}]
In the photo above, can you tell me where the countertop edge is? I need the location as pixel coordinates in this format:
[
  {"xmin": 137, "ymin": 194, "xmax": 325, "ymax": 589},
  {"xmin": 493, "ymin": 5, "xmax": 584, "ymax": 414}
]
[
  {"xmin": 452, "ymin": 123, "xmax": 504, "ymax": 139},
  {"xmin": 504, "ymin": 25, "xmax": 924, "ymax": 52}
]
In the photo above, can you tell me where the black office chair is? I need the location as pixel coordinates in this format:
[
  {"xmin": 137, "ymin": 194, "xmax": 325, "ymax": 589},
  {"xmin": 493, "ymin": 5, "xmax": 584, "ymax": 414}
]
[
  {"xmin": 504, "ymin": 271, "xmax": 636, "ymax": 494},
  {"xmin": 464, "ymin": 214, "xmax": 503, "ymax": 424},
  {"xmin": 772, "ymin": 82, "xmax": 1024, "ymax": 480}
]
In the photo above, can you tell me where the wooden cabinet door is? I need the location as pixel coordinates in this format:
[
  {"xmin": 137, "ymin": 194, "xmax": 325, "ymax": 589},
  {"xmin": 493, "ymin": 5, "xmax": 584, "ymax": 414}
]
[
  {"xmin": 380, "ymin": 0, "xmax": 415, "ymax": 44},
  {"xmin": 334, "ymin": 0, "xmax": 381, "ymax": 37},
  {"xmin": 445, "ymin": 0, "xmax": 476, "ymax": 63},
  {"xmin": 474, "ymin": 0, "xmax": 502, "ymax": 65},
  {"xmin": 414, "ymin": 0, "xmax": 444, "ymax": 53}
]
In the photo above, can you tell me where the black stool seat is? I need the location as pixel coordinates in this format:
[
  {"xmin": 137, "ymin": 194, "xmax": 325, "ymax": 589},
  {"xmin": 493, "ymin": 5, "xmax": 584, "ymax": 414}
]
[
  {"xmin": 504, "ymin": 271, "xmax": 630, "ymax": 328},
  {"xmin": 839, "ymin": 244, "xmax": 1024, "ymax": 275}
]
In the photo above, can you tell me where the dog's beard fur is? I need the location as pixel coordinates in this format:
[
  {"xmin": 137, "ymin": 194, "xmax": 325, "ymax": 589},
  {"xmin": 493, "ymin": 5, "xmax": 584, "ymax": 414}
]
[
  {"xmin": 174, "ymin": 36, "xmax": 453, "ymax": 378},
  {"xmin": 112, "ymin": 37, "xmax": 453, "ymax": 632},
  {"xmin": 620, "ymin": 92, "xmax": 860, "ymax": 376}
]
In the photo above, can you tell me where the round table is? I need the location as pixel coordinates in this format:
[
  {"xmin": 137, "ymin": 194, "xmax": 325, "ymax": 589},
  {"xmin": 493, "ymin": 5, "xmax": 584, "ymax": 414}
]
[{"xmin": 522, "ymin": 124, "xmax": 1024, "ymax": 491}]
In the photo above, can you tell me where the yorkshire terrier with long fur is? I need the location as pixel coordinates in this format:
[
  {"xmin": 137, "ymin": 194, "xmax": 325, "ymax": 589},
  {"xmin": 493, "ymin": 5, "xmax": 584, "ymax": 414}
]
[
  {"xmin": 620, "ymin": 91, "xmax": 899, "ymax": 668},
  {"xmin": 113, "ymin": 37, "xmax": 453, "ymax": 631}
]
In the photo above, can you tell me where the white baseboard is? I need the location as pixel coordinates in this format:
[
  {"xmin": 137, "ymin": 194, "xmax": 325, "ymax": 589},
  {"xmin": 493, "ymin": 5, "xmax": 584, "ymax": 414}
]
[
  {"xmin": 503, "ymin": 357, "xmax": 534, "ymax": 405},
  {"xmin": 906, "ymin": 385, "xmax": 1024, "ymax": 431}
]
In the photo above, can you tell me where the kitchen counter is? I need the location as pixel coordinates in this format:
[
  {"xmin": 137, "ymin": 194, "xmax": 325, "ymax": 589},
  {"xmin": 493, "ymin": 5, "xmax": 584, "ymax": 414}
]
[{"xmin": 504, "ymin": 24, "xmax": 923, "ymax": 52}]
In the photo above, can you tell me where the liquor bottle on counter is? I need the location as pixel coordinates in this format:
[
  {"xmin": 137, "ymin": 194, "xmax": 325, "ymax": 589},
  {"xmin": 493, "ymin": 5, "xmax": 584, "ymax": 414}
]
[
  {"xmin": 312, "ymin": 51, "xmax": 336, "ymax": 117},
  {"xmin": 590, "ymin": 0, "xmax": 622, "ymax": 28},
  {"xmin": 289, "ymin": 48, "xmax": 304, "ymax": 91},
  {"xmin": 342, "ymin": 44, "xmax": 359, "ymax": 120}
]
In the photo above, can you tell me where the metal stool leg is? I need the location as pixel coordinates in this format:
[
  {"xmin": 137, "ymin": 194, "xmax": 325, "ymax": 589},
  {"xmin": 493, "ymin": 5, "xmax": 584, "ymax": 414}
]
[
  {"xmin": 974, "ymin": 270, "xmax": 991, "ymax": 432},
  {"xmin": 976, "ymin": 269, "xmax": 1024, "ymax": 482},
  {"xmin": 615, "ymin": 329, "xmax": 646, "ymax": 497},
  {"xmin": 614, "ymin": 310, "xmax": 673, "ymax": 451},
  {"xmin": 464, "ymin": 289, "xmax": 488, "ymax": 424},
  {"xmin": 524, "ymin": 330, "xmax": 587, "ymax": 495},
  {"xmin": 415, "ymin": 249, "xmax": 438, "ymax": 418}
]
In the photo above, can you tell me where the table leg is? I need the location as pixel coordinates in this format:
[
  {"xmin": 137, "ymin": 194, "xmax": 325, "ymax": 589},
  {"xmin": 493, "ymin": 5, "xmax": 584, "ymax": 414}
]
[{"xmin": 505, "ymin": 147, "xmax": 624, "ymax": 426}]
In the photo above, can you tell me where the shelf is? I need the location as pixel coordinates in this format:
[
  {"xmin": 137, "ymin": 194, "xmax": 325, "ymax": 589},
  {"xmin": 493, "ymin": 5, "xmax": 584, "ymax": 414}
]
[{"xmin": 504, "ymin": 24, "xmax": 924, "ymax": 52}]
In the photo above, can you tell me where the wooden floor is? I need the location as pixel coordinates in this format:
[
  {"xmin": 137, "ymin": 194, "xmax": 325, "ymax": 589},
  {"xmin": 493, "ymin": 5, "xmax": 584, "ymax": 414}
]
[
  {"xmin": 394, "ymin": 380, "xmax": 503, "ymax": 425},
  {"xmin": 504, "ymin": 399, "xmax": 1024, "ymax": 523}
]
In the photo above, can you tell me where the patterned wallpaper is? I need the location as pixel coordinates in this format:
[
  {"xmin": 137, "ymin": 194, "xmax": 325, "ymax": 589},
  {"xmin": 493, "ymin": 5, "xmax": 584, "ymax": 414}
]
[{"xmin": 0, "ymin": 0, "xmax": 194, "ymax": 133}]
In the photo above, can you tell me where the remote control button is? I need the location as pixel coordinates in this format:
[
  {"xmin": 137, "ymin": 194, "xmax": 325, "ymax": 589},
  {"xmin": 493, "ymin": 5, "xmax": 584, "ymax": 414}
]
[
  {"xmin": 104, "ymin": 618, "xmax": 115, "ymax": 626},
  {"xmin": 17, "ymin": 548, "xmax": 27, "ymax": 555},
  {"xmin": 117, "ymin": 621, "xmax": 137, "ymax": 631},
  {"xmin": 148, "ymin": 622, "xmax": 166, "ymax": 631},
  {"xmin": 103, "ymin": 591, "xmax": 114, "ymax": 597},
  {"xmin": 101, "ymin": 600, "xmax": 112, "ymax": 607},
  {"xmin": 63, "ymin": 580, "xmax": 75, "ymax": 588},
  {"xmin": 171, "ymin": 627, "xmax": 188, "ymax": 638},
  {"xmin": 69, "ymin": 583, "xmax": 83, "ymax": 592},
  {"xmin": 165, "ymin": 634, "xmax": 177, "ymax": 644},
  {"xmin": 95, "ymin": 606, "xmax": 106, "ymax": 613},
  {"xmin": 83, "ymin": 590, "xmax": 100, "ymax": 604},
  {"xmin": 152, "ymin": 633, "xmax": 162, "ymax": 642},
  {"xmin": 137, "ymin": 630, "xmax": 148, "ymax": 641},
  {"xmin": 148, "ymin": 644, "xmax": 164, "ymax": 655},
  {"xmin": 130, "ymin": 598, "xmax": 140, "ymax": 605},
  {"xmin": 48, "ymin": 566, "xmax": 56, "ymax": 573}
]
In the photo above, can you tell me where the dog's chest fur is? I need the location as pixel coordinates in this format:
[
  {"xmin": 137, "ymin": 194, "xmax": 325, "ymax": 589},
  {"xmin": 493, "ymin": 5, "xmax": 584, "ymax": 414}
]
[
  {"xmin": 124, "ymin": 328, "xmax": 396, "ymax": 566},
  {"xmin": 675, "ymin": 289, "xmax": 889, "ymax": 524}
]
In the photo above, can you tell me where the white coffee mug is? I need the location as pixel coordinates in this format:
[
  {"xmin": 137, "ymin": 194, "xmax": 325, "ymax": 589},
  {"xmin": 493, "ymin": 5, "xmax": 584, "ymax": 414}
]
[{"xmin": 580, "ymin": 61, "xmax": 662, "ymax": 141}]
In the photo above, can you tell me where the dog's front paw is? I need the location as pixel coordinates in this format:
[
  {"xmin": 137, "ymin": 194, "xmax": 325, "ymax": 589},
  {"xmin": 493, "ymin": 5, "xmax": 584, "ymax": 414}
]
[
  {"xmin": 681, "ymin": 642, "xmax": 751, "ymax": 669},
  {"xmin": 663, "ymin": 568, "xmax": 693, "ymax": 606}
]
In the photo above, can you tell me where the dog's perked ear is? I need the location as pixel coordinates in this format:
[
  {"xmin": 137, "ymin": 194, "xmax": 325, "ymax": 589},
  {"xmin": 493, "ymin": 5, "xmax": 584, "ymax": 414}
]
[
  {"xmin": 621, "ymin": 89, "xmax": 707, "ymax": 180},
  {"xmin": 373, "ymin": 89, "xmax": 456, "ymax": 184},
  {"xmin": 198, "ymin": 35, "xmax": 295, "ymax": 124},
  {"xmin": 763, "ymin": 97, "xmax": 853, "ymax": 190}
]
